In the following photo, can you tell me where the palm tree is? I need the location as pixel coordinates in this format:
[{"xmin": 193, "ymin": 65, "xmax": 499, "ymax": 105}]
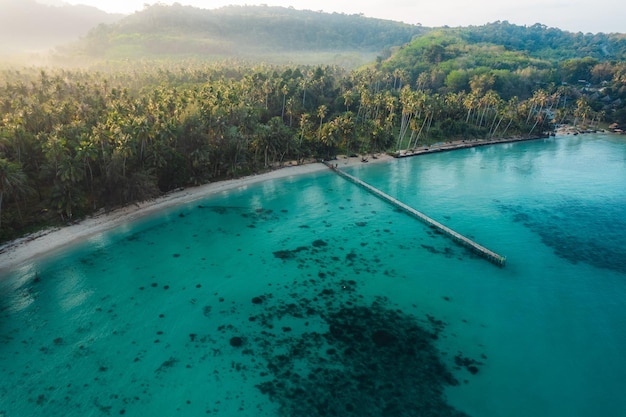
[
  {"xmin": 483, "ymin": 91, "xmax": 503, "ymax": 134},
  {"xmin": 591, "ymin": 110, "xmax": 605, "ymax": 129},
  {"xmin": 263, "ymin": 80, "xmax": 272, "ymax": 110},
  {"xmin": 528, "ymin": 89, "xmax": 548, "ymax": 136},
  {"xmin": 334, "ymin": 112, "xmax": 357, "ymax": 156},
  {"xmin": 297, "ymin": 113, "xmax": 310, "ymax": 162},
  {"xmin": 285, "ymin": 97, "xmax": 296, "ymax": 127},
  {"xmin": 281, "ymin": 84, "xmax": 289, "ymax": 122},
  {"xmin": 343, "ymin": 90, "xmax": 355, "ymax": 112},
  {"xmin": 407, "ymin": 90, "xmax": 429, "ymax": 150},
  {"xmin": 0, "ymin": 158, "xmax": 29, "ymax": 229},
  {"xmin": 573, "ymin": 97, "xmax": 591, "ymax": 128},
  {"xmin": 397, "ymin": 86, "xmax": 417, "ymax": 151},
  {"xmin": 317, "ymin": 105, "xmax": 328, "ymax": 140},
  {"xmin": 498, "ymin": 97, "xmax": 520, "ymax": 138},
  {"xmin": 382, "ymin": 91, "xmax": 397, "ymax": 136},
  {"xmin": 464, "ymin": 92, "xmax": 478, "ymax": 125},
  {"xmin": 320, "ymin": 120, "xmax": 339, "ymax": 159},
  {"xmin": 392, "ymin": 69, "xmax": 406, "ymax": 91},
  {"xmin": 409, "ymin": 94, "xmax": 435, "ymax": 150}
]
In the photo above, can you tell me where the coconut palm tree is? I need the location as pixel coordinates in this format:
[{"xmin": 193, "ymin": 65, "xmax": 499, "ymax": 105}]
[
  {"xmin": 0, "ymin": 158, "xmax": 29, "ymax": 228},
  {"xmin": 297, "ymin": 113, "xmax": 311, "ymax": 164},
  {"xmin": 527, "ymin": 89, "xmax": 548, "ymax": 135},
  {"xmin": 499, "ymin": 97, "xmax": 520, "ymax": 138},
  {"xmin": 280, "ymin": 84, "xmax": 289, "ymax": 122},
  {"xmin": 397, "ymin": 86, "xmax": 417, "ymax": 151},
  {"xmin": 317, "ymin": 105, "xmax": 328, "ymax": 140}
]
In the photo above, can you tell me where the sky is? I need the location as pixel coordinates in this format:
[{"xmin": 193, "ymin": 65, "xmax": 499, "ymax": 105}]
[{"xmin": 50, "ymin": 0, "xmax": 624, "ymax": 34}]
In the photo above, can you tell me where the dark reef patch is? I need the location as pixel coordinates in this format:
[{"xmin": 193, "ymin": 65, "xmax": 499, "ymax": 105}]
[
  {"xmin": 242, "ymin": 236, "xmax": 477, "ymax": 416},
  {"xmin": 499, "ymin": 200, "xmax": 626, "ymax": 275},
  {"xmin": 254, "ymin": 296, "xmax": 467, "ymax": 417},
  {"xmin": 155, "ymin": 357, "xmax": 178, "ymax": 373},
  {"xmin": 251, "ymin": 296, "xmax": 265, "ymax": 304},
  {"xmin": 229, "ymin": 336, "xmax": 244, "ymax": 347},
  {"xmin": 197, "ymin": 205, "xmax": 245, "ymax": 214},
  {"xmin": 273, "ymin": 246, "xmax": 309, "ymax": 260},
  {"xmin": 273, "ymin": 250, "xmax": 296, "ymax": 260},
  {"xmin": 312, "ymin": 239, "xmax": 328, "ymax": 248},
  {"xmin": 421, "ymin": 244, "xmax": 455, "ymax": 258},
  {"xmin": 2, "ymin": 200, "xmax": 486, "ymax": 417},
  {"xmin": 370, "ymin": 328, "xmax": 397, "ymax": 347},
  {"xmin": 454, "ymin": 353, "xmax": 483, "ymax": 375}
]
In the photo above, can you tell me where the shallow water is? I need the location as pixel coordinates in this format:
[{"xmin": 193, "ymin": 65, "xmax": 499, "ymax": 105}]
[{"xmin": 1, "ymin": 133, "xmax": 625, "ymax": 416}]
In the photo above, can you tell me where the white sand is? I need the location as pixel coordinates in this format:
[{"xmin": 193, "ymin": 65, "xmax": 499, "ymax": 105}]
[{"xmin": 0, "ymin": 154, "xmax": 393, "ymax": 274}]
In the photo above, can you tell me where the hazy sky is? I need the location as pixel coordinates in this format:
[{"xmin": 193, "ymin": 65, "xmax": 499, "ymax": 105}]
[{"xmin": 56, "ymin": 0, "xmax": 623, "ymax": 34}]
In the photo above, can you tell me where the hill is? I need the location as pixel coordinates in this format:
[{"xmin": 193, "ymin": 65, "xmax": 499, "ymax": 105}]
[
  {"xmin": 0, "ymin": 0, "xmax": 123, "ymax": 55},
  {"xmin": 61, "ymin": 4, "xmax": 427, "ymax": 66},
  {"xmin": 460, "ymin": 21, "xmax": 626, "ymax": 61},
  {"xmin": 382, "ymin": 21, "xmax": 626, "ymax": 99},
  {"xmin": 2, "ymin": 18, "xmax": 626, "ymax": 240}
]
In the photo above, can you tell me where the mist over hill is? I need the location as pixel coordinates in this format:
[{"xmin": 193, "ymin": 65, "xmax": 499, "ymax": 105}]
[
  {"xmin": 0, "ymin": 0, "xmax": 123, "ymax": 55},
  {"xmin": 58, "ymin": 4, "xmax": 427, "ymax": 66},
  {"xmin": 4, "ymin": 2, "xmax": 626, "ymax": 69}
]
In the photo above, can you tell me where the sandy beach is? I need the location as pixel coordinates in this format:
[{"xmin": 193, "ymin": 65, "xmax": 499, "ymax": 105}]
[
  {"xmin": 2, "ymin": 135, "xmax": 549, "ymax": 273},
  {"xmin": 0, "ymin": 154, "xmax": 394, "ymax": 275},
  {"xmin": 393, "ymin": 135, "xmax": 547, "ymax": 157}
]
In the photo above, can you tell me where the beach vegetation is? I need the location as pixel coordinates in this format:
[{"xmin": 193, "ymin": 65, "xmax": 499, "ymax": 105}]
[{"xmin": 1, "ymin": 8, "xmax": 626, "ymax": 242}]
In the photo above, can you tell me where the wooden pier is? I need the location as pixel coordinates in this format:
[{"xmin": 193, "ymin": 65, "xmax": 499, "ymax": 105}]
[{"xmin": 326, "ymin": 163, "xmax": 506, "ymax": 267}]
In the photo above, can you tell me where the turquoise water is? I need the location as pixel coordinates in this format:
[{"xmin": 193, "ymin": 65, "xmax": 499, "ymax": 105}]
[{"xmin": 1, "ymin": 134, "xmax": 625, "ymax": 416}]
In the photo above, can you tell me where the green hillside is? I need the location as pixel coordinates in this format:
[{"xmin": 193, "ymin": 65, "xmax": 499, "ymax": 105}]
[
  {"xmin": 382, "ymin": 22, "xmax": 626, "ymax": 99},
  {"xmin": 2, "ymin": 14, "xmax": 626, "ymax": 242},
  {"xmin": 460, "ymin": 21, "xmax": 626, "ymax": 60},
  {"xmin": 67, "ymin": 4, "xmax": 426, "ymax": 66}
]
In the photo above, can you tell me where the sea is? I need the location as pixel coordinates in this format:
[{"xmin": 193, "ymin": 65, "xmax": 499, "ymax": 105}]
[{"xmin": 1, "ymin": 133, "xmax": 625, "ymax": 417}]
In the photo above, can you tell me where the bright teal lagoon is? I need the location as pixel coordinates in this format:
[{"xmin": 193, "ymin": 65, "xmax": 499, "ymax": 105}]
[{"xmin": 1, "ymin": 133, "xmax": 625, "ymax": 416}]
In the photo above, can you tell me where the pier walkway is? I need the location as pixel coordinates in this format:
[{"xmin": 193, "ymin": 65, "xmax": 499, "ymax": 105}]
[{"xmin": 325, "ymin": 163, "xmax": 506, "ymax": 267}]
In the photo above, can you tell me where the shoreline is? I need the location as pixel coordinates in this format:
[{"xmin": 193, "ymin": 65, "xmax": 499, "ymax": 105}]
[
  {"xmin": 0, "ymin": 163, "xmax": 325, "ymax": 274},
  {"xmin": 0, "ymin": 155, "xmax": 394, "ymax": 275},
  {"xmin": 0, "ymin": 135, "xmax": 546, "ymax": 275},
  {"xmin": 392, "ymin": 135, "xmax": 548, "ymax": 157}
]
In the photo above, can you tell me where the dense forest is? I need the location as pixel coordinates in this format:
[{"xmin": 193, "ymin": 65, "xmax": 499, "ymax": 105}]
[
  {"xmin": 1, "ymin": 6, "xmax": 626, "ymax": 243},
  {"xmin": 60, "ymin": 6, "xmax": 626, "ymax": 66},
  {"xmin": 63, "ymin": 4, "xmax": 426, "ymax": 66},
  {"xmin": 382, "ymin": 23, "xmax": 626, "ymax": 99}
]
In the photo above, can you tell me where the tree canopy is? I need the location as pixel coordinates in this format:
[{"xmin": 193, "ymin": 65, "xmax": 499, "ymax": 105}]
[
  {"xmin": 381, "ymin": 22, "xmax": 626, "ymax": 100},
  {"xmin": 2, "ymin": 15, "xmax": 626, "ymax": 243},
  {"xmin": 64, "ymin": 4, "xmax": 426, "ymax": 65}
]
